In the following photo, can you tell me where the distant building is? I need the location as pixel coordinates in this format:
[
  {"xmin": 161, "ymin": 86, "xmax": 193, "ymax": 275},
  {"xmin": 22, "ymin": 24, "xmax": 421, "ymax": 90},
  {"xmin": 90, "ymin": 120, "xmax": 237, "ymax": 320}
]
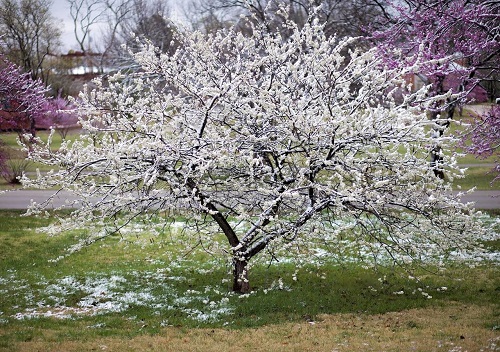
[
  {"xmin": 46, "ymin": 51, "xmax": 116, "ymax": 97},
  {"xmin": 405, "ymin": 60, "xmax": 489, "ymax": 104},
  {"xmin": 58, "ymin": 51, "xmax": 103, "ymax": 76}
]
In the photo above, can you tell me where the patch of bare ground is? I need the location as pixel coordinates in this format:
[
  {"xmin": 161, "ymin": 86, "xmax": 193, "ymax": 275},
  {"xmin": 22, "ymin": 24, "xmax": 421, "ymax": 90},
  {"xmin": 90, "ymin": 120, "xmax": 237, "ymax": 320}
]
[{"xmin": 8, "ymin": 303, "xmax": 499, "ymax": 352}]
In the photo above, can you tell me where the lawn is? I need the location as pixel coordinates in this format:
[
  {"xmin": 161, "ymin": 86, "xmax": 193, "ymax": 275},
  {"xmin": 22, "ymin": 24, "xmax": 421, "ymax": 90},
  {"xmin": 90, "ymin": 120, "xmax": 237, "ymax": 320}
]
[
  {"xmin": 452, "ymin": 166, "xmax": 499, "ymax": 190},
  {"xmin": 0, "ymin": 130, "xmax": 67, "ymax": 150},
  {"xmin": 0, "ymin": 210, "xmax": 498, "ymax": 351},
  {"xmin": 0, "ymin": 131, "xmax": 70, "ymax": 188},
  {"xmin": 0, "ymin": 106, "xmax": 499, "ymax": 350}
]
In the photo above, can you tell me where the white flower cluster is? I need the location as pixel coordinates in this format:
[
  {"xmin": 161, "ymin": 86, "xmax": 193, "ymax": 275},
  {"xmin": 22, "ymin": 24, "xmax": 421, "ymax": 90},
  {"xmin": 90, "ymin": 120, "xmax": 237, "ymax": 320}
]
[{"xmin": 23, "ymin": 16, "xmax": 487, "ymax": 290}]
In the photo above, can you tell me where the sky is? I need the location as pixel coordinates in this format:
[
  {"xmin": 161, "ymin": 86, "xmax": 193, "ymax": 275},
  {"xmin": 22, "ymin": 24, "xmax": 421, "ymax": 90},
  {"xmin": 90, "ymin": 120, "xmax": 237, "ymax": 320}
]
[
  {"xmin": 50, "ymin": 0, "xmax": 185, "ymax": 52},
  {"xmin": 50, "ymin": 0, "xmax": 77, "ymax": 51}
]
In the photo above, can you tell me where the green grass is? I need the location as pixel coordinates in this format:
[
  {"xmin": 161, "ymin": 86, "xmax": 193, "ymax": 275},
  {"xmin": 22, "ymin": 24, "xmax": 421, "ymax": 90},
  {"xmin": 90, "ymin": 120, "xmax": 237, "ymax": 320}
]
[
  {"xmin": 0, "ymin": 131, "xmax": 77, "ymax": 175},
  {"xmin": 456, "ymin": 153, "xmax": 497, "ymax": 165},
  {"xmin": 0, "ymin": 131, "xmax": 70, "ymax": 189},
  {"xmin": 453, "ymin": 166, "xmax": 499, "ymax": 190},
  {"xmin": 0, "ymin": 210, "xmax": 498, "ymax": 347},
  {"xmin": 0, "ymin": 131, "xmax": 66, "ymax": 150},
  {"xmin": 447, "ymin": 109, "xmax": 498, "ymax": 165}
]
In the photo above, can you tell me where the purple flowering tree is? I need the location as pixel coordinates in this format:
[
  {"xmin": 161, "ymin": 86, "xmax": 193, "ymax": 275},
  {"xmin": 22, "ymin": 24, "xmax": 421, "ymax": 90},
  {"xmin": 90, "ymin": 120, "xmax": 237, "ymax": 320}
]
[
  {"xmin": 372, "ymin": 0, "xmax": 500, "ymax": 178},
  {"xmin": 40, "ymin": 97, "xmax": 80, "ymax": 140},
  {"xmin": 0, "ymin": 55, "xmax": 51, "ymax": 137},
  {"xmin": 0, "ymin": 55, "xmax": 52, "ymax": 183}
]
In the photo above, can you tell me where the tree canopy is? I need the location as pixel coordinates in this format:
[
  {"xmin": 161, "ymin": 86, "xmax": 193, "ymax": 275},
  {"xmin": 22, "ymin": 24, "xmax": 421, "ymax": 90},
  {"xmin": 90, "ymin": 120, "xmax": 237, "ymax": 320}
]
[
  {"xmin": 0, "ymin": 0, "xmax": 61, "ymax": 85},
  {"xmin": 372, "ymin": 0, "xmax": 500, "ymax": 179},
  {"xmin": 24, "ymin": 18, "xmax": 485, "ymax": 293},
  {"xmin": 0, "ymin": 55, "xmax": 51, "ymax": 134}
]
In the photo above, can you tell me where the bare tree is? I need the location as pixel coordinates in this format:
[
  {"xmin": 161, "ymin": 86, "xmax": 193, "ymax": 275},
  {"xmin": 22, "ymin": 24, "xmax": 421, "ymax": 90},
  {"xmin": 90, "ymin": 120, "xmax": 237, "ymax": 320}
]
[
  {"xmin": 120, "ymin": 0, "xmax": 178, "ymax": 54},
  {"xmin": 0, "ymin": 0, "xmax": 61, "ymax": 85},
  {"xmin": 185, "ymin": 0, "xmax": 388, "ymax": 38},
  {"xmin": 78, "ymin": 0, "xmax": 177, "ymax": 69},
  {"xmin": 97, "ymin": 0, "xmax": 134, "ymax": 65},
  {"xmin": 66, "ymin": 0, "xmax": 135, "ymax": 71},
  {"xmin": 185, "ymin": 0, "xmax": 299, "ymax": 35},
  {"xmin": 68, "ymin": 0, "xmax": 107, "ymax": 53}
]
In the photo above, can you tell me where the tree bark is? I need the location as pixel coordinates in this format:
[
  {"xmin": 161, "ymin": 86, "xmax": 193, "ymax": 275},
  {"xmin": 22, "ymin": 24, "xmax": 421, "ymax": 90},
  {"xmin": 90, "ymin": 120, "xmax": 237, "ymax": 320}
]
[
  {"xmin": 232, "ymin": 258, "xmax": 250, "ymax": 293},
  {"xmin": 429, "ymin": 102, "xmax": 453, "ymax": 180}
]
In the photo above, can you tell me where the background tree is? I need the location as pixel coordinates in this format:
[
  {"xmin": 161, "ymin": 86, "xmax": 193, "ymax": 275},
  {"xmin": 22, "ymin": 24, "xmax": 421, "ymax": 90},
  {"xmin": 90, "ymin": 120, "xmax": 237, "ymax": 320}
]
[
  {"xmin": 371, "ymin": 0, "xmax": 500, "ymax": 177},
  {"xmin": 118, "ymin": 0, "xmax": 178, "ymax": 55},
  {"xmin": 38, "ymin": 97, "xmax": 79, "ymax": 140},
  {"xmin": 24, "ymin": 20, "xmax": 484, "ymax": 293},
  {"xmin": 68, "ymin": 0, "xmax": 108, "ymax": 54},
  {"xmin": 0, "ymin": 55, "xmax": 50, "ymax": 136},
  {"xmin": 65, "ymin": 0, "xmax": 135, "ymax": 71},
  {"xmin": 0, "ymin": 0, "xmax": 61, "ymax": 85},
  {"xmin": 68, "ymin": 0, "xmax": 177, "ymax": 69},
  {"xmin": 185, "ymin": 0, "xmax": 388, "ymax": 39},
  {"xmin": 91, "ymin": 0, "xmax": 134, "ymax": 69},
  {"xmin": 373, "ymin": 0, "xmax": 499, "ymax": 105},
  {"xmin": 0, "ymin": 55, "xmax": 52, "ymax": 183}
]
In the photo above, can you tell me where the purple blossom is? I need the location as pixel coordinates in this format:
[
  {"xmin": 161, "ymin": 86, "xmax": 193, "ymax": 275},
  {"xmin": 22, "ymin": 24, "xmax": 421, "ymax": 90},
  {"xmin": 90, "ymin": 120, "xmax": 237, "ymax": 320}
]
[
  {"xmin": 372, "ymin": 0, "xmax": 499, "ymax": 179},
  {"xmin": 39, "ymin": 97, "xmax": 80, "ymax": 139},
  {"xmin": 0, "ymin": 55, "xmax": 51, "ymax": 136},
  {"xmin": 372, "ymin": 0, "xmax": 499, "ymax": 104}
]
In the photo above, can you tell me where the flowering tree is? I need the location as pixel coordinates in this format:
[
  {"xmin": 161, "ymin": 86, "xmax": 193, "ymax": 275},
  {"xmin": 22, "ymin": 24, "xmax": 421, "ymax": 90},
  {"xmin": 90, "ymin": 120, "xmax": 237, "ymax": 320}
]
[
  {"xmin": 371, "ymin": 0, "xmax": 499, "ymax": 178},
  {"xmin": 39, "ymin": 97, "xmax": 80, "ymax": 140},
  {"xmin": 373, "ymin": 0, "xmax": 499, "ymax": 103},
  {"xmin": 0, "ymin": 55, "xmax": 77, "ymax": 137},
  {"xmin": 0, "ymin": 55, "xmax": 52, "ymax": 183},
  {"xmin": 24, "ymin": 21, "xmax": 484, "ymax": 293},
  {"xmin": 0, "ymin": 55, "xmax": 50, "ymax": 136}
]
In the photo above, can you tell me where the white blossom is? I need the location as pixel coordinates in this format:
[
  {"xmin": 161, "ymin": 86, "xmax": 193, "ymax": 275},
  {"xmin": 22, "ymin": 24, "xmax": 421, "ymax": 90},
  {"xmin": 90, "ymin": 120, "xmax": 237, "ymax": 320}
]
[{"xmin": 23, "ymin": 17, "xmax": 488, "ymax": 292}]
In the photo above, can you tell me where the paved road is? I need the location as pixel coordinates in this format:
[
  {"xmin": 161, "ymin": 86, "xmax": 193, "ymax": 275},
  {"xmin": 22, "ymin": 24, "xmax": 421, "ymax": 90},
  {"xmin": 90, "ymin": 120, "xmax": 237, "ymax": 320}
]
[
  {"xmin": 0, "ymin": 190, "xmax": 84, "ymax": 210},
  {"xmin": 0, "ymin": 189, "xmax": 498, "ymax": 210},
  {"xmin": 457, "ymin": 190, "xmax": 500, "ymax": 209}
]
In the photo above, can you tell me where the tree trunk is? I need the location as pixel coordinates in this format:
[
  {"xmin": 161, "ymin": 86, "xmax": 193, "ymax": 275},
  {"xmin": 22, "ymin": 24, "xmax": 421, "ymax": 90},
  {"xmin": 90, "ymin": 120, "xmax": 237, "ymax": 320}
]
[
  {"xmin": 232, "ymin": 258, "xmax": 250, "ymax": 293},
  {"xmin": 429, "ymin": 103, "xmax": 453, "ymax": 180},
  {"xmin": 430, "ymin": 145, "xmax": 445, "ymax": 179}
]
